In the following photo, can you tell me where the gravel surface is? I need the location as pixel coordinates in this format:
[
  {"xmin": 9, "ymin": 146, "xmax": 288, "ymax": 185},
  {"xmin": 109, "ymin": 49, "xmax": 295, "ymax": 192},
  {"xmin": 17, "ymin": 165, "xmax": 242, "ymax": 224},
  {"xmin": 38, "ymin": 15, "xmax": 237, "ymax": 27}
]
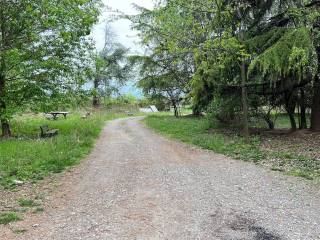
[{"xmin": 3, "ymin": 117, "xmax": 320, "ymax": 240}]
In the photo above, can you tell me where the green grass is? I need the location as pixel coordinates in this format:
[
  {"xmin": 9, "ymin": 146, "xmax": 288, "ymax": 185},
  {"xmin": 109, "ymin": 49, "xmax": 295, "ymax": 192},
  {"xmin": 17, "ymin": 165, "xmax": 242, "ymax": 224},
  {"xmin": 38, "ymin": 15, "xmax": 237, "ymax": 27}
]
[
  {"xmin": 18, "ymin": 198, "xmax": 37, "ymax": 207},
  {"xmin": 0, "ymin": 212, "xmax": 22, "ymax": 225},
  {"xmin": 274, "ymin": 113, "xmax": 311, "ymax": 129},
  {"xmin": 145, "ymin": 115, "xmax": 320, "ymax": 180},
  {"xmin": 13, "ymin": 229, "xmax": 27, "ymax": 234},
  {"xmin": 0, "ymin": 110, "xmax": 136, "ymax": 188},
  {"xmin": 145, "ymin": 115, "xmax": 265, "ymax": 162}
]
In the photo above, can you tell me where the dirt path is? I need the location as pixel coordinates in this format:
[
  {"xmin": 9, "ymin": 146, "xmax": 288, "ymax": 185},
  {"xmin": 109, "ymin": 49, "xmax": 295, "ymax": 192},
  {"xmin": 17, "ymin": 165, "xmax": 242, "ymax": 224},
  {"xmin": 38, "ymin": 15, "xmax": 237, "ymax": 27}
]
[{"xmin": 2, "ymin": 117, "xmax": 320, "ymax": 240}]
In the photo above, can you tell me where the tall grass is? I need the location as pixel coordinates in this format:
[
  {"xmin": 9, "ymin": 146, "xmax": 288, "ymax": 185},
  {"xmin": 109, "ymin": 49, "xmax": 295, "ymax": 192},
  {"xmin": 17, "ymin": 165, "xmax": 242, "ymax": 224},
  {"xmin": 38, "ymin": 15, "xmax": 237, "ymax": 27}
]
[{"xmin": 0, "ymin": 111, "xmax": 130, "ymax": 188}]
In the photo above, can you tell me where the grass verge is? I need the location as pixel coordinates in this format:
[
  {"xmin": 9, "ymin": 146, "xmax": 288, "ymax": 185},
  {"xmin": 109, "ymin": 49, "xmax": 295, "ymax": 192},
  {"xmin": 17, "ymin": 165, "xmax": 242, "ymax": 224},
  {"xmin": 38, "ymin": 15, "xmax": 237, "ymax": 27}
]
[
  {"xmin": 0, "ymin": 110, "xmax": 136, "ymax": 188},
  {"xmin": 0, "ymin": 212, "xmax": 22, "ymax": 225},
  {"xmin": 145, "ymin": 115, "xmax": 320, "ymax": 180},
  {"xmin": 18, "ymin": 198, "xmax": 38, "ymax": 207}
]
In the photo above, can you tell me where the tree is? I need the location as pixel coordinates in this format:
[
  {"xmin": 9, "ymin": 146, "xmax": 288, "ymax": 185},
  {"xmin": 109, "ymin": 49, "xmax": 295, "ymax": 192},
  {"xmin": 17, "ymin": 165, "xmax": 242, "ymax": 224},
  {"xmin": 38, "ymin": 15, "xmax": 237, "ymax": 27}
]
[
  {"xmin": 189, "ymin": 0, "xmax": 319, "ymax": 131},
  {"xmin": 0, "ymin": 0, "xmax": 101, "ymax": 137},
  {"xmin": 135, "ymin": 55, "xmax": 188, "ymax": 117},
  {"xmin": 129, "ymin": 1, "xmax": 197, "ymax": 116},
  {"xmin": 247, "ymin": 3, "xmax": 320, "ymax": 130},
  {"xmin": 91, "ymin": 46, "xmax": 130, "ymax": 107},
  {"xmin": 131, "ymin": 0, "xmax": 320, "ymax": 133},
  {"xmin": 91, "ymin": 24, "xmax": 131, "ymax": 108}
]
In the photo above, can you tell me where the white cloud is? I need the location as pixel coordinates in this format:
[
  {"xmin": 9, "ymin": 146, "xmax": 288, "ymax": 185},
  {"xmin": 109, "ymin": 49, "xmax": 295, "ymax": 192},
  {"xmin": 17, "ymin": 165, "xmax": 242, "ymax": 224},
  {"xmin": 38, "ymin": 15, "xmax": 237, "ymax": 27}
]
[{"xmin": 91, "ymin": 0, "xmax": 154, "ymax": 53}]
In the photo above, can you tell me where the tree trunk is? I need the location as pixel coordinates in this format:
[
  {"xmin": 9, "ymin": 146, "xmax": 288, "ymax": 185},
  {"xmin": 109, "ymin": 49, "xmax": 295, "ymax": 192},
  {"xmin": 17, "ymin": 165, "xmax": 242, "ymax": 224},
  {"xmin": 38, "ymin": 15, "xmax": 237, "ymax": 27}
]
[
  {"xmin": 263, "ymin": 114, "xmax": 274, "ymax": 130},
  {"xmin": 0, "ymin": 73, "xmax": 11, "ymax": 137},
  {"xmin": 1, "ymin": 118, "xmax": 11, "ymax": 137},
  {"xmin": 92, "ymin": 77, "xmax": 100, "ymax": 108},
  {"xmin": 285, "ymin": 92, "xmax": 297, "ymax": 131},
  {"xmin": 172, "ymin": 100, "xmax": 179, "ymax": 118},
  {"xmin": 173, "ymin": 105, "xmax": 179, "ymax": 118},
  {"xmin": 192, "ymin": 106, "xmax": 201, "ymax": 116},
  {"xmin": 92, "ymin": 96, "xmax": 100, "ymax": 108},
  {"xmin": 288, "ymin": 111, "xmax": 297, "ymax": 131},
  {"xmin": 311, "ymin": 75, "xmax": 320, "ymax": 131},
  {"xmin": 238, "ymin": 24, "xmax": 249, "ymax": 142},
  {"xmin": 240, "ymin": 60, "xmax": 250, "ymax": 142},
  {"xmin": 299, "ymin": 88, "xmax": 307, "ymax": 129}
]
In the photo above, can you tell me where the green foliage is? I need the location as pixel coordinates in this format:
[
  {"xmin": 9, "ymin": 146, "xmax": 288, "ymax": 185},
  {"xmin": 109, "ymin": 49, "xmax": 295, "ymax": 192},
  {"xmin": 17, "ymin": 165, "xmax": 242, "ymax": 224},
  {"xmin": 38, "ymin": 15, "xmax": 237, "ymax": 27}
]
[
  {"xmin": 103, "ymin": 94, "xmax": 139, "ymax": 108},
  {"xmin": 248, "ymin": 28, "xmax": 317, "ymax": 83},
  {"xmin": 129, "ymin": 3, "xmax": 195, "ymax": 114},
  {"xmin": 206, "ymin": 95, "xmax": 242, "ymax": 126},
  {"xmin": 0, "ymin": 212, "xmax": 22, "ymax": 225},
  {"xmin": 0, "ymin": 0, "xmax": 101, "ymax": 132},
  {"xmin": 91, "ymin": 42, "xmax": 132, "ymax": 101},
  {"xmin": 113, "ymin": 94, "xmax": 138, "ymax": 105},
  {"xmin": 13, "ymin": 229, "xmax": 27, "ymax": 234},
  {"xmin": 18, "ymin": 198, "xmax": 37, "ymax": 207},
  {"xmin": 130, "ymin": 0, "xmax": 320, "ymax": 129}
]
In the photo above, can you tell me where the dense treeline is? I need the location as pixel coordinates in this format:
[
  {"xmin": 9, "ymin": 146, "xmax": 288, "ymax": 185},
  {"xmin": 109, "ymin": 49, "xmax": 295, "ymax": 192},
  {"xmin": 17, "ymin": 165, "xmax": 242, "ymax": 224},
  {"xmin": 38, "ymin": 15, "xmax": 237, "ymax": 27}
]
[{"xmin": 130, "ymin": 0, "xmax": 320, "ymax": 138}]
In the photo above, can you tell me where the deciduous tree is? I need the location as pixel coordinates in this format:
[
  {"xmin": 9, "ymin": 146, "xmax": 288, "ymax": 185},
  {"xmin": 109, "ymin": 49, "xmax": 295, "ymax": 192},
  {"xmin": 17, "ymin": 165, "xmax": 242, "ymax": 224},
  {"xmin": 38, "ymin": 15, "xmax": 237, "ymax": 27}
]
[{"xmin": 0, "ymin": 0, "xmax": 101, "ymax": 137}]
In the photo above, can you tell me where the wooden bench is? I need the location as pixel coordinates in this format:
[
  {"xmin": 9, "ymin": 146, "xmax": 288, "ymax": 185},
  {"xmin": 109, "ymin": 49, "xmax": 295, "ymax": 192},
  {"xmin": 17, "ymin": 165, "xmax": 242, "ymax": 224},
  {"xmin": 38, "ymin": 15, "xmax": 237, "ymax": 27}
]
[
  {"xmin": 40, "ymin": 125, "xmax": 59, "ymax": 138},
  {"xmin": 49, "ymin": 112, "xmax": 69, "ymax": 120}
]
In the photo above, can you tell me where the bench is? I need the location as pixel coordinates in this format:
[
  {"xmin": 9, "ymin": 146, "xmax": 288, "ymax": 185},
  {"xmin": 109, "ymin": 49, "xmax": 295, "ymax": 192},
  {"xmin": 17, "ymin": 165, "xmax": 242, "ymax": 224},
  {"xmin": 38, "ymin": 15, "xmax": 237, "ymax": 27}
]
[
  {"xmin": 49, "ymin": 112, "xmax": 69, "ymax": 120},
  {"xmin": 40, "ymin": 125, "xmax": 59, "ymax": 138}
]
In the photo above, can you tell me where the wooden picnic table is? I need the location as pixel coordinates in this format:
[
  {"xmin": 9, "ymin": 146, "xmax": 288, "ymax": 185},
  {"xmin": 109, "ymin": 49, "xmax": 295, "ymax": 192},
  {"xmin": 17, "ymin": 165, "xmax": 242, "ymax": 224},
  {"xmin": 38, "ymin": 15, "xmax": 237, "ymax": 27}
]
[{"xmin": 49, "ymin": 112, "xmax": 69, "ymax": 120}]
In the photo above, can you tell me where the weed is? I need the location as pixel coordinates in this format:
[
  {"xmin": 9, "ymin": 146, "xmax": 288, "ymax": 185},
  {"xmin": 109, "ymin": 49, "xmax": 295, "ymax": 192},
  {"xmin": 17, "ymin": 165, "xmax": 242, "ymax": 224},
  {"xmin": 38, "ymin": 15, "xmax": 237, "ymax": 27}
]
[
  {"xmin": 18, "ymin": 198, "xmax": 37, "ymax": 207},
  {"xmin": 289, "ymin": 170, "xmax": 314, "ymax": 180},
  {"xmin": 0, "ymin": 212, "xmax": 22, "ymax": 225},
  {"xmin": 271, "ymin": 167, "xmax": 285, "ymax": 172},
  {"xmin": 13, "ymin": 229, "xmax": 27, "ymax": 234}
]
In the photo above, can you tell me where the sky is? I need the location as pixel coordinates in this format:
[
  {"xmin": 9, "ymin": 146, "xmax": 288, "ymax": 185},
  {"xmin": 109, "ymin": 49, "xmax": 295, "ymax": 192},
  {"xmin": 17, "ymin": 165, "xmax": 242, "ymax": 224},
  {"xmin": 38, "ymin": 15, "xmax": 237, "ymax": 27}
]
[
  {"xmin": 91, "ymin": 0, "xmax": 154, "ymax": 53},
  {"xmin": 90, "ymin": 0, "xmax": 154, "ymax": 97}
]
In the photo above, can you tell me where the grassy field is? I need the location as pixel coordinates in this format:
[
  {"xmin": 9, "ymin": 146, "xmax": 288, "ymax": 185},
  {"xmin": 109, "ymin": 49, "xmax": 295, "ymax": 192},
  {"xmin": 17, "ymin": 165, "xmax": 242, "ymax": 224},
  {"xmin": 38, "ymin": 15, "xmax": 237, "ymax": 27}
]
[
  {"xmin": 274, "ymin": 114, "xmax": 311, "ymax": 129},
  {"xmin": 0, "ymin": 111, "xmax": 133, "ymax": 188},
  {"xmin": 145, "ymin": 115, "xmax": 320, "ymax": 181}
]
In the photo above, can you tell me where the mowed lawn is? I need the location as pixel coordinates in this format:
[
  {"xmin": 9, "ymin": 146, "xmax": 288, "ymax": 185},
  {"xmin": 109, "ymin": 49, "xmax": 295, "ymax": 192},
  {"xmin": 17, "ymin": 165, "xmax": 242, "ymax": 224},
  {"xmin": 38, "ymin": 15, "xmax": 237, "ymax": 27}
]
[
  {"xmin": 0, "ymin": 111, "xmax": 129, "ymax": 188},
  {"xmin": 145, "ymin": 115, "xmax": 320, "ymax": 181}
]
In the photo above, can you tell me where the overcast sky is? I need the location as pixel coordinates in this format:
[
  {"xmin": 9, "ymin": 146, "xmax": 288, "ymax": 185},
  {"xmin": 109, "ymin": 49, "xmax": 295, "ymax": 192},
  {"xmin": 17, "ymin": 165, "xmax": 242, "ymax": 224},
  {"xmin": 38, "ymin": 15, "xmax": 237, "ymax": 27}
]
[
  {"xmin": 91, "ymin": 0, "xmax": 154, "ymax": 53},
  {"xmin": 90, "ymin": 0, "xmax": 154, "ymax": 97}
]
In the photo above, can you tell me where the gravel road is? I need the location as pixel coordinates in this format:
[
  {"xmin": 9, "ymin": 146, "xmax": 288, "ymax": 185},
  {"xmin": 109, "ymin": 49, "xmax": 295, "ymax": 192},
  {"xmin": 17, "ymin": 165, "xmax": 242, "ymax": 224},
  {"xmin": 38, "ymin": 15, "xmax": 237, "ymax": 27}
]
[{"xmin": 9, "ymin": 117, "xmax": 320, "ymax": 239}]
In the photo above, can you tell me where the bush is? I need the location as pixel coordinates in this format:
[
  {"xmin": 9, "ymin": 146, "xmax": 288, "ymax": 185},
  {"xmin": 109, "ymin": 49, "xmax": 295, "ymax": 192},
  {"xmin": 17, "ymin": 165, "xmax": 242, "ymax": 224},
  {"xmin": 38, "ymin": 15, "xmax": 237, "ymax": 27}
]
[
  {"xmin": 137, "ymin": 98, "xmax": 152, "ymax": 108},
  {"xmin": 206, "ymin": 96, "xmax": 242, "ymax": 126}
]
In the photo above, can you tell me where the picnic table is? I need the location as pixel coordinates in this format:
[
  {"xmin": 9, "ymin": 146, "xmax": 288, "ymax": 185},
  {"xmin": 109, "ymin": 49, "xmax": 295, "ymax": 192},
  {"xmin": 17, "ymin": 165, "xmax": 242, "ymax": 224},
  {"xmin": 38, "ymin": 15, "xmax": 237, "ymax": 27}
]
[{"xmin": 49, "ymin": 112, "xmax": 69, "ymax": 120}]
